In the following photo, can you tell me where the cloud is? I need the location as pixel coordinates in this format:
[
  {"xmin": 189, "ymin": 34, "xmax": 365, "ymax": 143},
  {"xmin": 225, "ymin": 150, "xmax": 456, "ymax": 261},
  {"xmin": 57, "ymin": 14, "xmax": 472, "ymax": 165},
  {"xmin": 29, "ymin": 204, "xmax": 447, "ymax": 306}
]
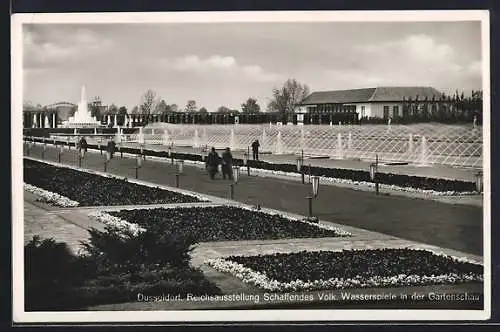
[
  {"xmin": 23, "ymin": 27, "xmax": 113, "ymax": 68},
  {"xmin": 157, "ymin": 54, "xmax": 282, "ymax": 82},
  {"xmin": 356, "ymin": 34, "xmax": 455, "ymax": 63},
  {"xmin": 172, "ymin": 55, "xmax": 237, "ymax": 71},
  {"xmin": 322, "ymin": 34, "xmax": 482, "ymax": 90}
]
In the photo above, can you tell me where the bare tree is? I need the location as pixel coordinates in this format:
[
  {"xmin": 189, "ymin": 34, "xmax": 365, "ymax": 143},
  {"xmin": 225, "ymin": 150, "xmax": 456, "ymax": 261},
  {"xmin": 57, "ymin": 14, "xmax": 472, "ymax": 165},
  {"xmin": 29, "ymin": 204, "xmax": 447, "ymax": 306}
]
[
  {"xmin": 130, "ymin": 105, "xmax": 140, "ymax": 114},
  {"xmin": 169, "ymin": 104, "xmax": 179, "ymax": 113},
  {"xmin": 107, "ymin": 103, "xmax": 119, "ymax": 115},
  {"xmin": 155, "ymin": 99, "xmax": 169, "ymax": 114},
  {"xmin": 185, "ymin": 100, "xmax": 198, "ymax": 112},
  {"xmin": 267, "ymin": 79, "xmax": 310, "ymax": 116},
  {"xmin": 89, "ymin": 96, "xmax": 103, "ymax": 118},
  {"xmin": 140, "ymin": 89, "xmax": 159, "ymax": 115}
]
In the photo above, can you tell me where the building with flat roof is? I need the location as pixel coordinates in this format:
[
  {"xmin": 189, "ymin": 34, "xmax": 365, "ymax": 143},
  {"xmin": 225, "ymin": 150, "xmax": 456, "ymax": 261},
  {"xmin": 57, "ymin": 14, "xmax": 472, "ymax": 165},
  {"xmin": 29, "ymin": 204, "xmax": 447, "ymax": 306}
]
[{"xmin": 299, "ymin": 86, "xmax": 442, "ymax": 120}]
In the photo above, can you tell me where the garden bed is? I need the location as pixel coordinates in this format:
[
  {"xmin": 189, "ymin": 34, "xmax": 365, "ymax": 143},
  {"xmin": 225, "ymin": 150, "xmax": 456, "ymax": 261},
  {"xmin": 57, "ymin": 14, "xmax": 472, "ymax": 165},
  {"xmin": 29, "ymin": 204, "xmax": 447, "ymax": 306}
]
[
  {"xmin": 103, "ymin": 205, "xmax": 350, "ymax": 242},
  {"xmin": 24, "ymin": 158, "xmax": 205, "ymax": 206},
  {"xmin": 206, "ymin": 248, "xmax": 483, "ymax": 292}
]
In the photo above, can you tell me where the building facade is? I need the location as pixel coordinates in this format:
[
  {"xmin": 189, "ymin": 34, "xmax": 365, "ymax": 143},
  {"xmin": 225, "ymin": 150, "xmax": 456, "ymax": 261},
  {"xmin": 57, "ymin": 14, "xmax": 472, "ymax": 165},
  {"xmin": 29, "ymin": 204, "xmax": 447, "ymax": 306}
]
[{"xmin": 298, "ymin": 86, "xmax": 443, "ymax": 121}]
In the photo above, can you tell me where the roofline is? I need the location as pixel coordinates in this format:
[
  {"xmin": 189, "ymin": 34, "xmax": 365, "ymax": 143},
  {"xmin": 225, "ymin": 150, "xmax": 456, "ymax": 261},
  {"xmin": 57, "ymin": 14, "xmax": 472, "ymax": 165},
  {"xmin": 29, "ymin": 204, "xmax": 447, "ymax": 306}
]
[
  {"xmin": 307, "ymin": 86, "xmax": 439, "ymax": 95},
  {"xmin": 300, "ymin": 100, "xmax": 414, "ymax": 106},
  {"xmin": 302, "ymin": 86, "xmax": 442, "ymax": 105}
]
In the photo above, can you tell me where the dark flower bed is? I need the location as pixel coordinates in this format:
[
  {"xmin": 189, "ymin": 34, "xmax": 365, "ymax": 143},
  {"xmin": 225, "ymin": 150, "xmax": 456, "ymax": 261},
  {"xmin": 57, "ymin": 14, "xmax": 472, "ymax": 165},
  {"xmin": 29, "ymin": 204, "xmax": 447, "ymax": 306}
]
[
  {"xmin": 27, "ymin": 137, "xmax": 477, "ymax": 192},
  {"xmin": 23, "ymin": 159, "xmax": 203, "ymax": 206},
  {"xmin": 227, "ymin": 248, "xmax": 483, "ymax": 286},
  {"xmin": 109, "ymin": 206, "xmax": 345, "ymax": 242}
]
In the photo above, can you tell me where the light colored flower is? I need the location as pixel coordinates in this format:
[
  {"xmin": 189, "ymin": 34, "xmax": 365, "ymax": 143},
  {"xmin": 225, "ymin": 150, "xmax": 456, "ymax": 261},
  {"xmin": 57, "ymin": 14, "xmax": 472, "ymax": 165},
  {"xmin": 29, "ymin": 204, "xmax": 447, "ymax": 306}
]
[
  {"xmin": 89, "ymin": 211, "xmax": 147, "ymax": 238},
  {"xmin": 24, "ymin": 183, "xmax": 80, "ymax": 207},
  {"xmin": 205, "ymin": 249, "xmax": 483, "ymax": 292}
]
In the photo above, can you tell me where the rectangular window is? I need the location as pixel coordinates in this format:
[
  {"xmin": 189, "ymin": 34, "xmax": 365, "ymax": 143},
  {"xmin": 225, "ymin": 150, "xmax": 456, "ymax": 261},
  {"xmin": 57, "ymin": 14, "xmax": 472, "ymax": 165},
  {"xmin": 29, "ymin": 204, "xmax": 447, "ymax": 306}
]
[
  {"xmin": 392, "ymin": 106, "xmax": 399, "ymax": 118},
  {"xmin": 361, "ymin": 106, "xmax": 366, "ymax": 118},
  {"xmin": 383, "ymin": 106, "xmax": 390, "ymax": 119}
]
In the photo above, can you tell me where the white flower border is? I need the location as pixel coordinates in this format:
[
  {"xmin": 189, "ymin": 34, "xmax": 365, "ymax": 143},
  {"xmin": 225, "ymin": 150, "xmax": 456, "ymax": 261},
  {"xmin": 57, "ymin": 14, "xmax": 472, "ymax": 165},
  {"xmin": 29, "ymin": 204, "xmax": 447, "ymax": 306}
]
[
  {"xmin": 234, "ymin": 166, "xmax": 478, "ymax": 197},
  {"xmin": 25, "ymin": 157, "xmax": 210, "ymax": 204},
  {"xmin": 89, "ymin": 211, "xmax": 146, "ymax": 238},
  {"xmin": 205, "ymin": 248, "xmax": 483, "ymax": 292},
  {"xmin": 132, "ymin": 152, "xmax": 477, "ymax": 197},
  {"xmin": 29, "ymin": 138, "xmax": 479, "ymax": 196},
  {"xmin": 24, "ymin": 183, "xmax": 79, "ymax": 207}
]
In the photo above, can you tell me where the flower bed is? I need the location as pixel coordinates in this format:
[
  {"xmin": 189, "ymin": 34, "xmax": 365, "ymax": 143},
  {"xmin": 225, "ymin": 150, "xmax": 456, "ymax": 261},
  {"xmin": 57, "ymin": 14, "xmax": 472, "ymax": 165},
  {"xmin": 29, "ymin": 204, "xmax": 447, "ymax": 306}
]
[
  {"xmin": 206, "ymin": 248, "xmax": 483, "ymax": 292},
  {"xmin": 89, "ymin": 211, "xmax": 147, "ymax": 238},
  {"xmin": 24, "ymin": 183, "xmax": 80, "ymax": 207},
  {"xmin": 24, "ymin": 158, "xmax": 204, "ymax": 206},
  {"xmin": 108, "ymin": 205, "xmax": 350, "ymax": 243}
]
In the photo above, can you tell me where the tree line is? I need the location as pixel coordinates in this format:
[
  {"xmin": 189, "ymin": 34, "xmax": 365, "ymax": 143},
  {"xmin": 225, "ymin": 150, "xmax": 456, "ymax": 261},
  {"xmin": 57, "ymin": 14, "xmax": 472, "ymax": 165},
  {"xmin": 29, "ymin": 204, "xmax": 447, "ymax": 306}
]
[{"xmin": 24, "ymin": 78, "xmax": 482, "ymax": 125}]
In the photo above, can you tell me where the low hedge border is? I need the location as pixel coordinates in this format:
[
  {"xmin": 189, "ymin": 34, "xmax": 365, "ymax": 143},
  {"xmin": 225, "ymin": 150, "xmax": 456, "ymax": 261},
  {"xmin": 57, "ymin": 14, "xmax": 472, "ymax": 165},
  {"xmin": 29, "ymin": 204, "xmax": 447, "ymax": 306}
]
[{"xmin": 25, "ymin": 137, "xmax": 478, "ymax": 193}]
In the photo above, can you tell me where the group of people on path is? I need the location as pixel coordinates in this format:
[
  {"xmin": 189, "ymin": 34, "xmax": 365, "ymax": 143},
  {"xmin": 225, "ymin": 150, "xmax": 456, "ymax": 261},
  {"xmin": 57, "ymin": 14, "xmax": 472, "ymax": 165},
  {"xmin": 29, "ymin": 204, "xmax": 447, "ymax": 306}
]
[
  {"xmin": 205, "ymin": 139, "xmax": 261, "ymax": 180},
  {"xmin": 77, "ymin": 134, "xmax": 262, "ymax": 180},
  {"xmin": 77, "ymin": 136, "xmax": 117, "ymax": 159},
  {"xmin": 206, "ymin": 147, "xmax": 234, "ymax": 180}
]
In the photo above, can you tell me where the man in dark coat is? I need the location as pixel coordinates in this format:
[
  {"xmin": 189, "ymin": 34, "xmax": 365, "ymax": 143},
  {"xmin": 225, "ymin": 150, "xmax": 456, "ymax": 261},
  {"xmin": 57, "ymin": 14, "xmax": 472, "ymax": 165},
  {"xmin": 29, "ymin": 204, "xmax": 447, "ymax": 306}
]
[
  {"xmin": 251, "ymin": 139, "xmax": 260, "ymax": 161},
  {"xmin": 78, "ymin": 136, "xmax": 88, "ymax": 158},
  {"xmin": 221, "ymin": 147, "xmax": 233, "ymax": 180},
  {"xmin": 206, "ymin": 147, "xmax": 221, "ymax": 180},
  {"xmin": 106, "ymin": 139, "xmax": 116, "ymax": 159}
]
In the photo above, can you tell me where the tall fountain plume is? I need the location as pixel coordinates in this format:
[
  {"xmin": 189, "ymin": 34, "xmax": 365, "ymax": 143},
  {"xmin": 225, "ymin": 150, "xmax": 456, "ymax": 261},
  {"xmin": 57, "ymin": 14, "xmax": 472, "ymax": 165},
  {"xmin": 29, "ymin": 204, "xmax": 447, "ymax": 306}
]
[{"xmin": 62, "ymin": 85, "xmax": 102, "ymax": 127}]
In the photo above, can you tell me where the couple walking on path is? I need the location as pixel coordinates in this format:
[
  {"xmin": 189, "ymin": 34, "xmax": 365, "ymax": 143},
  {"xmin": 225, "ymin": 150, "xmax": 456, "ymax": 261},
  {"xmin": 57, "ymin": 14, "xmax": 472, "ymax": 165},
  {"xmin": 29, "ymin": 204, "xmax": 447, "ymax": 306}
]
[
  {"xmin": 206, "ymin": 147, "xmax": 234, "ymax": 180},
  {"xmin": 205, "ymin": 139, "xmax": 260, "ymax": 180}
]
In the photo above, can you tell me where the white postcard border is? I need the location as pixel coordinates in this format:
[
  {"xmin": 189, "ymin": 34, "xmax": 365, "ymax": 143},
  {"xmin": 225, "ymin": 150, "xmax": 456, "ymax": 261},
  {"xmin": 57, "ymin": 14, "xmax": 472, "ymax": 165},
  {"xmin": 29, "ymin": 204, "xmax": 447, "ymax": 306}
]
[{"xmin": 11, "ymin": 10, "xmax": 491, "ymax": 323}]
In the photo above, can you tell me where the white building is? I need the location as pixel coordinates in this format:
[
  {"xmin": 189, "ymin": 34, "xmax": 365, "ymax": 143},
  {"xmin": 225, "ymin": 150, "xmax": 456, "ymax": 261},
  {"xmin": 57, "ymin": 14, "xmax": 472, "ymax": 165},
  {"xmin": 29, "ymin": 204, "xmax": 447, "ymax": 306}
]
[{"xmin": 299, "ymin": 86, "xmax": 442, "ymax": 120}]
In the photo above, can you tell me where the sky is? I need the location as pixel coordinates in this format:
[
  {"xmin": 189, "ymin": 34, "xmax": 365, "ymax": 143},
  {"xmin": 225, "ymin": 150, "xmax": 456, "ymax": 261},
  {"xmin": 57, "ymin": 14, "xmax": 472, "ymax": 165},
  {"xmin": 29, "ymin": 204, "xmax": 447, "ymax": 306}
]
[{"xmin": 22, "ymin": 21, "xmax": 483, "ymax": 112}]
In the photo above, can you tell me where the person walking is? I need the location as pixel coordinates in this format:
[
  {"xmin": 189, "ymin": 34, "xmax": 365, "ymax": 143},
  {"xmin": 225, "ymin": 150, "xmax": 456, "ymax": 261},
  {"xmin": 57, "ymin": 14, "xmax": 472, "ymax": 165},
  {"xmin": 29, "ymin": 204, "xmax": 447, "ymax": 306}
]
[
  {"xmin": 221, "ymin": 147, "xmax": 233, "ymax": 180},
  {"xmin": 206, "ymin": 147, "xmax": 221, "ymax": 180},
  {"xmin": 251, "ymin": 139, "xmax": 260, "ymax": 161},
  {"xmin": 106, "ymin": 138, "xmax": 116, "ymax": 159},
  {"xmin": 78, "ymin": 136, "xmax": 88, "ymax": 159}
]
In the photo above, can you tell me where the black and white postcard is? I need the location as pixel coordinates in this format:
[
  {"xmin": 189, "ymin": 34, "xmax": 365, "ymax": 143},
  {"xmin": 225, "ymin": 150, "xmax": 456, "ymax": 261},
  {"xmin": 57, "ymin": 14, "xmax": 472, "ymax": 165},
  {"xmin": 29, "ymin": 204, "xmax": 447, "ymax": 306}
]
[{"xmin": 11, "ymin": 10, "xmax": 491, "ymax": 323}]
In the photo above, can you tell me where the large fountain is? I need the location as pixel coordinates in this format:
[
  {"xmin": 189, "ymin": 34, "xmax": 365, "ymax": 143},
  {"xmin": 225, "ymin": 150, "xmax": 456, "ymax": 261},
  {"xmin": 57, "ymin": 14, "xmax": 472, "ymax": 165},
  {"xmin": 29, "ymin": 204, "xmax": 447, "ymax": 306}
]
[{"xmin": 61, "ymin": 85, "xmax": 102, "ymax": 128}]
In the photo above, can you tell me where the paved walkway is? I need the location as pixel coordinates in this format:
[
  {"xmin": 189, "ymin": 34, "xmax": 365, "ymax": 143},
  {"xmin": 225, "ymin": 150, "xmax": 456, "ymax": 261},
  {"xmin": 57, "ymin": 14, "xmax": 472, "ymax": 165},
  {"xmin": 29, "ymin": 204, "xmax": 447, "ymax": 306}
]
[
  {"xmin": 24, "ymin": 191, "xmax": 105, "ymax": 255},
  {"xmin": 24, "ymin": 144, "xmax": 483, "ymax": 255},
  {"xmin": 116, "ymin": 141, "xmax": 481, "ymax": 182},
  {"xmin": 27, "ymin": 140, "xmax": 484, "ymax": 207},
  {"xmin": 35, "ymin": 136, "xmax": 481, "ymax": 181},
  {"xmin": 24, "ymin": 188, "xmax": 483, "ymax": 311}
]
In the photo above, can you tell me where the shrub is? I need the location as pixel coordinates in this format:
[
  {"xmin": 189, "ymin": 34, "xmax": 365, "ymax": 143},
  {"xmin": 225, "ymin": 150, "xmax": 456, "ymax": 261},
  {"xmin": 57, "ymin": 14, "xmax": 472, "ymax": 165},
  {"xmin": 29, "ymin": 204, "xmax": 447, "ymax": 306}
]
[{"xmin": 24, "ymin": 236, "xmax": 88, "ymax": 310}]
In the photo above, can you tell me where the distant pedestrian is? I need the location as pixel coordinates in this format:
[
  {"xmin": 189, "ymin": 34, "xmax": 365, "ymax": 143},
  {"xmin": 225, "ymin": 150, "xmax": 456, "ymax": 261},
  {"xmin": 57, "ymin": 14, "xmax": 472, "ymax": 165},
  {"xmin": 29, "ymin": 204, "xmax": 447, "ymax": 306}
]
[
  {"xmin": 78, "ymin": 136, "xmax": 88, "ymax": 158},
  {"xmin": 221, "ymin": 147, "xmax": 233, "ymax": 180},
  {"xmin": 106, "ymin": 138, "xmax": 116, "ymax": 159},
  {"xmin": 206, "ymin": 147, "xmax": 221, "ymax": 180},
  {"xmin": 251, "ymin": 139, "xmax": 260, "ymax": 161}
]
